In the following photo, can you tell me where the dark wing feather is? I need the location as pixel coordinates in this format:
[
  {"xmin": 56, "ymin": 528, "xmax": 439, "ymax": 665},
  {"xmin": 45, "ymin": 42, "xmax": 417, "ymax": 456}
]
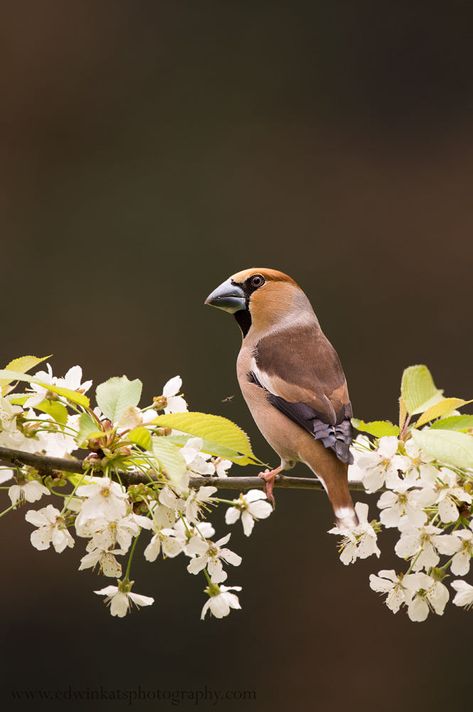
[{"xmin": 251, "ymin": 325, "xmax": 353, "ymax": 464}]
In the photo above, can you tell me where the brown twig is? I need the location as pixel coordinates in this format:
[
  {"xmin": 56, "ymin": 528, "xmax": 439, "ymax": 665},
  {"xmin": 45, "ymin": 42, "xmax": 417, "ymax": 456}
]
[{"xmin": 0, "ymin": 445, "xmax": 364, "ymax": 492}]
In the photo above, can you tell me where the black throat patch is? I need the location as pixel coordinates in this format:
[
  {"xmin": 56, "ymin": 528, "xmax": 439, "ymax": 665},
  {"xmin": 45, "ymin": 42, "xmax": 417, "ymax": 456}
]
[{"xmin": 234, "ymin": 309, "xmax": 252, "ymax": 336}]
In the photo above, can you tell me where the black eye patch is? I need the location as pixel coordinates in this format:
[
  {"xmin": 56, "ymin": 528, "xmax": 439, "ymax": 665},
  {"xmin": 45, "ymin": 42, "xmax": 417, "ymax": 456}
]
[
  {"xmin": 231, "ymin": 274, "xmax": 266, "ymax": 300},
  {"xmin": 246, "ymin": 274, "xmax": 265, "ymax": 293}
]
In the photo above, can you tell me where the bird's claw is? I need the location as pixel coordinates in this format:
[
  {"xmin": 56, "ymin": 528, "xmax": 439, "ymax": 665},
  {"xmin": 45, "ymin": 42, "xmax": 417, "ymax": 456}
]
[{"xmin": 258, "ymin": 468, "xmax": 279, "ymax": 508}]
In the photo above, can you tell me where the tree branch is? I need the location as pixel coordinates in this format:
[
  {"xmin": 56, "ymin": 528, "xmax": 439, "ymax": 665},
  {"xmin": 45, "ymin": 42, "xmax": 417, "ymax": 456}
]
[{"xmin": 0, "ymin": 446, "xmax": 364, "ymax": 492}]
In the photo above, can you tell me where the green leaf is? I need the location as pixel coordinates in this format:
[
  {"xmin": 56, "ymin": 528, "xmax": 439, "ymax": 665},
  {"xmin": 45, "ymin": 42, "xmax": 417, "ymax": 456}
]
[
  {"xmin": 411, "ymin": 428, "xmax": 473, "ymax": 469},
  {"xmin": 67, "ymin": 473, "xmax": 92, "ymax": 488},
  {"xmin": 165, "ymin": 433, "xmax": 252, "ymax": 462},
  {"xmin": 416, "ymin": 398, "xmax": 472, "ymax": 428},
  {"xmin": 430, "ymin": 415, "xmax": 473, "ymax": 432},
  {"xmin": 76, "ymin": 412, "xmax": 101, "ymax": 447},
  {"xmin": 95, "ymin": 376, "xmax": 142, "ymax": 423},
  {"xmin": 152, "ymin": 412, "xmax": 264, "ymax": 466},
  {"xmin": 351, "ymin": 418, "xmax": 400, "ymax": 438},
  {"xmin": 8, "ymin": 395, "xmax": 69, "ymax": 425},
  {"xmin": 0, "ymin": 354, "xmax": 51, "ymax": 392},
  {"xmin": 8, "ymin": 395, "xmax": 28, "ymax": 406},
  {"xmin": 40, "ymin": 383, "xmax": 90, "ymax": 407},
  {"xmin": 152, "ymin": 437, "xmax": 187, "ymax": 485},
  {"xmin": 401, "ymin": 365, "xmax": 444, "ymax": 415},
  {"xmin": 35, "ymin": 400, "xmax": 69, "ymax": 425},
  {"xmin": 0, "ymin": 370, "xmax": 89, "ymax": 407},
  {"xmin": 4, "ymin": 354, "xmax": 51, "ymax": 373},
  {"xmin": 127, "ymin": 426, "xmax": 152, "ymax": 451}
]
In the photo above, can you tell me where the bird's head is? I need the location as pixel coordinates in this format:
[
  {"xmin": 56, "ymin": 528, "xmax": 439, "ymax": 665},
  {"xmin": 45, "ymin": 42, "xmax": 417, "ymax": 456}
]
[{"xmin": 205, "ymin": 268, "xmax": 313, "ymax": 336}]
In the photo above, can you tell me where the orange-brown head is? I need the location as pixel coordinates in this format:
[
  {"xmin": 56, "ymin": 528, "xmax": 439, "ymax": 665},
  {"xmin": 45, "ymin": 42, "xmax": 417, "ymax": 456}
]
[{"xmin": 205, "ymin": 268, "xmax": 314, "ymax": 335}]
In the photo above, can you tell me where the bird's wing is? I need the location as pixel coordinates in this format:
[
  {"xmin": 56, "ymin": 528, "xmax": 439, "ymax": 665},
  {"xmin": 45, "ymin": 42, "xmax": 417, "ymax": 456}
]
[{"xmin": 250, "ymin": 324, "xmax": 353, "ymax": 463}]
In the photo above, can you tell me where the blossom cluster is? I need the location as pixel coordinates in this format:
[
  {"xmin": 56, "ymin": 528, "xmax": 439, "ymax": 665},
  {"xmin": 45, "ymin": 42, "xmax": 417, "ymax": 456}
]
[
  {"xmin": 0, "ymin": 357, "xmax": 272, "ymax": 620},
  {"xmin": 329, "ymin": 364, "xmax": 473, "ymax": 622},
  {"xmin": 3, "ymin": 358, "xmax": 472, "ymax": 626}
]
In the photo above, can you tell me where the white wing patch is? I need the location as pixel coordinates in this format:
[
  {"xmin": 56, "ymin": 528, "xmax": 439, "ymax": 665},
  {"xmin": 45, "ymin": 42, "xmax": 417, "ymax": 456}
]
[{"xmin": 250, "ymin": 357, "xmax": 279, "ymax": 396}]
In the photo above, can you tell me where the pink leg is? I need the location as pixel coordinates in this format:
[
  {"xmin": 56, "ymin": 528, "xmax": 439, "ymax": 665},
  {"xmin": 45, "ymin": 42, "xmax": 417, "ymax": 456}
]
[{"xmin": 258, "ymin": 464, "xmax": 284, "ymax": 507}]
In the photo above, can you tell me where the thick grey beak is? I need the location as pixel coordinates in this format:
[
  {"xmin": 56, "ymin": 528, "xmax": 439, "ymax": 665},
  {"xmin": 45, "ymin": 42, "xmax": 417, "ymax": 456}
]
[{"xmin": 205, "ymin": 278, "xmax": 246, "ymax": 313}]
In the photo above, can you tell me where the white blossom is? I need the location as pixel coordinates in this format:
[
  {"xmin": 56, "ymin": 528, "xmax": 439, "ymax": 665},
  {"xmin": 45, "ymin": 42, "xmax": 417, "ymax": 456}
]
[
  {"xmin": 225, "ymin": 490, "xmax": 272, "ymax": 536},
  {"xmin": 24, "ymin": 365, "xmax": 91, "ymax": 409},
  {"xmin": 181, "ymin": 519, "xmax": 215, "ymax": 542},
  {"xmin": 35, "ymin": 414, "xmax": 77, "ymax": 457},
  {"xmin": 376, "ymin": 473, "xmax": 427, "ymax": 529},
  {"xmin": 9, "ymin": 479, "xmax": 50, "ymax": 506},
  {"xmin": 0, "ymin": 400, "xmax": 34, "ymax": 451},
  {"xmin": 147, "ymin": 501, "xmax": 178, "ymax": 529},
  {"xmin": 116, "ymin": 405, "xmax": 158, "ymax": 431},
  {"xmin": 0, "ymin": 398, "xmax": 23, "ymax": 433},
  {"xmin": 25, "ymin": 505, "xmax": 75, "ymax": 553},
  {"xmin": 403, "ymin": 573, "xmax": 449, "ymax": 622},
  {"xmin": 403, "ymin": 439, "xmax": 439, "ymax": 482},
  {"xmin": 158, "ymin": 486, "xmax": 185, "ymax": 512},
  {"xmin": 144, "ymin": 517, "xmax": 214, "ymax": 562},
  {"xmin": 329, "ymin": 502, "xmax": 380, "ymax": 565},
  {"xmin": 212, "ymin": 458, "xmax": 232, "ymax": 478},
  {"xmin": 0, "ymin": 469, "xmax": 14, "ymax": 484},
  {"xmin": 76, "ymin": 512, "xmax": 152, "ymax": 553},
  {"xmin": 429, "ymin": 468, "xmax": 471, "ymax": 524},
  {"xmin": 143, "ymin": 528, "xmax": 186, "ymax": 561},
  {"xmin": 94, "ymin": 584, "xmax": 154, "ymax": 617},
  {"xmin": 435, "ymin": 529, "xmax": 473, "ymax": 576},
  {"xmin": 144, "ymin": 525, "xmax": 188, "ymax": 561},
  {"xmin": 75, "ymin": 477, "xmax": 129, "ymax": 526},
  {"xmin": 185, "ymin": 485, "xmax": 217, "ymax": 524},
  {"xmin": 23, "ymin": 364, "xmax": 55, "ymax": 408},
  {"xmin": 394, "ymin": 523, "xmax": 448, "ymax": 571},
  {"xmin": 79, "ymin": 549, "xmax": 122, "ymax": 577},
  {"xmin": 201, "ymin": 584, "xmax": 242, "ymax": 620},
  {"xmin": 180, "ymin": 438, "xmax": 214, "ymax": 476},
  {"xmin": 187, "ymin": 533, "xmax": 242, "ymax": 583},
  {"xmin": 162, "ymin": 376, "xmax": 188, "ymax": 414},
  {"xmin": 369, "ymin": 570, "xmax": 407, "ymax": 613},
  {"xmin": 451, "ymin": 580, "xmax": 473, "ymax": 609},
  {"xmin": 348, "ymin": 434, "xmax": 372, "ymax": 482},
  {"xmin": 356, "ymin": 437, "xmax": 407, "ymax": 493},
  {"xmin": 54, "ymin": 365, "xmax": 92, "ymax": 394},
  {"xmin": 117, "ymin": 406, "xmax": 143, "ymax": 431}
]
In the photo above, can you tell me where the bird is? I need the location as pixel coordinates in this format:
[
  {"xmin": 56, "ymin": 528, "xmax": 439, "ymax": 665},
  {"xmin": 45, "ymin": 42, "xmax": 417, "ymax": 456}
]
[{"xmin": 205, "ymin": 268, "xmax": 357, "ymax": 528}]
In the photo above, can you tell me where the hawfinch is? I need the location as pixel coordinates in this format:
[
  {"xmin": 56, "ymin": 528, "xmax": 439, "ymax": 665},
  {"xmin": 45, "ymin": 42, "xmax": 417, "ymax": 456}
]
[{"xmin": 205, "ymin": 268, "xmax": 357, "ymax": 528}]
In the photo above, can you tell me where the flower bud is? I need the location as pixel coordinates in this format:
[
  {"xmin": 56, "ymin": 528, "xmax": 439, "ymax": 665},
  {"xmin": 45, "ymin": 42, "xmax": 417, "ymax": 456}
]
[
  {"xmin": 155, "ymin": 427, "xmax": 172, "ymax": 436},
  {"xmin": 152, "ymin": 396, "xmax": 167, "ymax": 411}
]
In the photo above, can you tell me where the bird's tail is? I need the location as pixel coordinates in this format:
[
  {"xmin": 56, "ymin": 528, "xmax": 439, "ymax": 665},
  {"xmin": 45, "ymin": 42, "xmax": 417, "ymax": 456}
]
[{"xmin": 305, "ymin": 448, "xmax": 358, "ymax": 529}]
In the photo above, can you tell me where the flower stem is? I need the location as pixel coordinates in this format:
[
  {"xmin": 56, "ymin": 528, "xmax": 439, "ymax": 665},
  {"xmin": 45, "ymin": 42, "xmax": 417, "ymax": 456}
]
[
  {"xmin": 438, "ymin": 555, "xmax": 455, "ymax": 572},
  {"xmin": 124, "ymin": 531, "xmax": 141, "ymax": 582},
  {"xmin": 0, "ymin": 504, "xmax": 14, "ymax": 519},
  {"xmin": 60, "ymin": 467, "xmax": 91, "ymax": 515}
]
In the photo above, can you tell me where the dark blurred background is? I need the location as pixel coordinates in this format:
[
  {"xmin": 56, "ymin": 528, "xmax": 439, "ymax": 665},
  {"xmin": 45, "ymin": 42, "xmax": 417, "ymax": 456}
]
[{"xmin": 1, "ymin": 1, "xmax": 473, "ymax": 709}]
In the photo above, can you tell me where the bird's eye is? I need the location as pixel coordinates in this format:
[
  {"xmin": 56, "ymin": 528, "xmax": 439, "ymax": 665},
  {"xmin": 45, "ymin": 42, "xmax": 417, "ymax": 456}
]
[{"xmin": 249, "ymin": 274, "xmax": 265, "ymax": 289}]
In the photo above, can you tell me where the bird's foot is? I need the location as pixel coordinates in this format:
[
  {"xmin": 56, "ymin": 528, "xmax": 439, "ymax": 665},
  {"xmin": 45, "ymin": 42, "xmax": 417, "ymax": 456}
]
[{"xmin": 258, "ymin": 467, "xmax": 283, "ymax": 508}]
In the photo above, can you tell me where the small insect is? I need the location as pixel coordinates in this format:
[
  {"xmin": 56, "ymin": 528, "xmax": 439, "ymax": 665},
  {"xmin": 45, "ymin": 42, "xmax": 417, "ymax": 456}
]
[{"xmin": 221, "ymin": 394, "xmax": 235, "ymax": 403}]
